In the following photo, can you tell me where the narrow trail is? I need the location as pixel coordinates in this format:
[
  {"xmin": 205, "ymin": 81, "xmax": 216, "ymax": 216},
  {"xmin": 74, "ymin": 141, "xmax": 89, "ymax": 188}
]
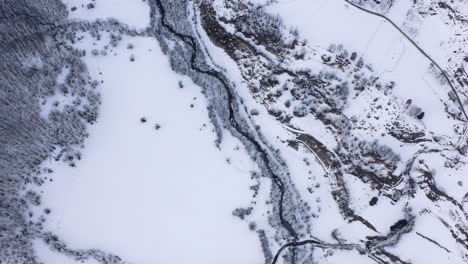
[
  {"xmin": 271, "ymin": 239, "xmax": 356, "ymax": 264},
  {"xmin": 152, "ymin": 0, "xmax": 299, "ymax": 241},
  {"xmin": 270, "ymin": 238, "xmax": 409, "ymax": 264},
  {"xmin": 344, "ymin": 0, "xmax": 468, "ymax": 122}
]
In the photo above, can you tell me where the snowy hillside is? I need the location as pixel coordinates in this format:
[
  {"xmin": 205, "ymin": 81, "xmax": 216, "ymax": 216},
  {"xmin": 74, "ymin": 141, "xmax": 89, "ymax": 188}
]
[{"xmin": 1, "ymin": 0, "xmax": 467, "ymax": 264}]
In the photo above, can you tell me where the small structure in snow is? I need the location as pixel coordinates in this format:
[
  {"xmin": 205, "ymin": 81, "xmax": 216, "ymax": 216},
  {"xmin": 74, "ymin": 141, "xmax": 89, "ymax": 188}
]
[
  {"xmin": 393, "ymin": 189, "xmax": 402, "ymax": 200},
  {"xmin": 417, "ymin": 112, "xmax": 425, "ymax": 120},
  {"xmin": 250, "ymin": 109, "xmax": 259, "ymax": 116},
  {"xmin": 461, "ymin": 145, "xmax": 468, "ymax": 155},
  {"xmin": 448, "ymin": 90, "xmax": 457, "ymax": 101},
  {"xmin": 405, "ymin": 99, "xmax": 412, "ymax": 109}
]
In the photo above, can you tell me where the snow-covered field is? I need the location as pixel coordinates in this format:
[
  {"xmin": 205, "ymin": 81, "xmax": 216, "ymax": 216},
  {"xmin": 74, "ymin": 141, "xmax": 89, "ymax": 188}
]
[{"xmin": 33, "ymin": 26, "xmax": 262, "ymax": 264}]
